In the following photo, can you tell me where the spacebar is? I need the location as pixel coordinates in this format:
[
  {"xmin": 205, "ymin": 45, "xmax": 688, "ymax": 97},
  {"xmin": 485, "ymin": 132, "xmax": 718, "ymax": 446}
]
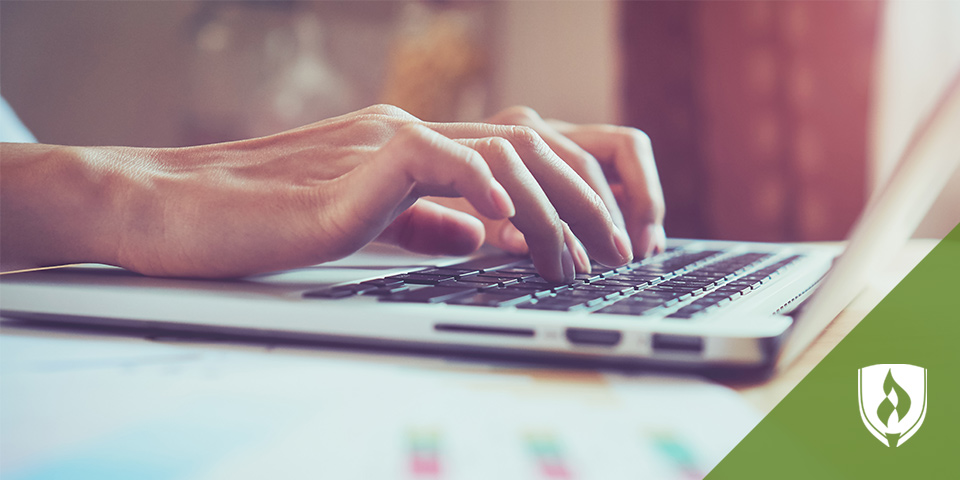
[{"xmin": 380, "ymin": 286, "xmax": 477, "ymax": 303}]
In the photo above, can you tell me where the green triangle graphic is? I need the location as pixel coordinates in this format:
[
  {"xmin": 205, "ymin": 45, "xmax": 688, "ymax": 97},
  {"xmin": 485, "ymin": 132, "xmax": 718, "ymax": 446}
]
[{"xmin": 707, "ymin": 222, "xmax": 960, "ymax": 479}]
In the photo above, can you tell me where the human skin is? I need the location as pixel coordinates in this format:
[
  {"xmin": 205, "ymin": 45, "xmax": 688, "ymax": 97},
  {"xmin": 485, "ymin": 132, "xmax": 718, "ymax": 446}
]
[{"xmin": 0, "ymin": 105, "xmax": 664, "ymax": 283}]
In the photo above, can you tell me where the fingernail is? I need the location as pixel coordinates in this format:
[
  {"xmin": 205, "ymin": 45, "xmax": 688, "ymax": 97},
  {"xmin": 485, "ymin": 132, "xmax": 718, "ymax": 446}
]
[
  {"xmin": 561, "ymin": 243, "xmax": 576, "ymax": 282},
  {"xmin": 488, "ymin": 178, "xmax": 515, "ymax": 218},
  {"xmin": 612, "ymin": 225, "xmax": 633, "ymax": 264},
  {"xmin": 500, "ymin": 226, "xmax": 528, "ymax": 253},
  {"xmin": 574, "ymin": 240, "xmax": 591, "ymax": 274}
]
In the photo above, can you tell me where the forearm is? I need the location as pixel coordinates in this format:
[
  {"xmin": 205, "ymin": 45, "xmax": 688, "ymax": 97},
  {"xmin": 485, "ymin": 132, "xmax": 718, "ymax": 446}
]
[
  {"xmin": 1, "ymin": 143, "xmax": 131, "ymax": 271},
  {"xmin": 1, "ymin": 105, "xmax": 648, "ymax": 280}
]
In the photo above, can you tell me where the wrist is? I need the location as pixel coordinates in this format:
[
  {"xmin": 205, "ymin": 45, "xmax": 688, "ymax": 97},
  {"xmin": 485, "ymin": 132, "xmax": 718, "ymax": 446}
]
[{"xmin": 0, "ymin": 143, "xmax": 149, "ymax": 271}]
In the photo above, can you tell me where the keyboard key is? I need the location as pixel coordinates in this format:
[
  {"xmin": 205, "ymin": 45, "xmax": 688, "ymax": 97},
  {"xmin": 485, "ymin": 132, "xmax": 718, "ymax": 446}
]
[
  {"xmin": 522, "ymin": 276, "xmax": 569, "ymax": 285},
  {"xmin": 603, "ymin": 273, "xmax": 659, "ymax": 285},
  {"xmin": 560, "ymin": 289, "xmax": 610, "ymax": 301},
  {"xmin": 452, "ymin": 279, "xmax": 503, "ymax": 288},
  {"xmin": 668, "ymin": 304, "xmax": 709, "ymax": 319},
  {"xmin": 574, "ymin": 272, "xmax": 604, "ymax": 282},
  {"xmin": 516, "ymin": 297, "xmax": 587, "ymax": 311},
  {"xmin": 416, "ymin": 267, "xmax": 479, "ymax": 278},
  {"xmin": 360, "ymin": 278, "xmax": 404, "ymax": 288},
  {"xmin": 447, "ymin": 290, "xmax": 533, "ymax": 307},
  {"xmin": 387, "ymin": 273, "xmax": 455, "ymax": 285},
  {"xmin": 594, "ymin": 301, "xmax": 659, "ymax": 316},
  {"xmin": 713, "ymin": 285, "xmax": 745, "ymax": 294},
  {"xmin": 468, "ymin": 274, "xmax": 521, "ymax": 285},
  {"xmin": 629, "ymin": 289, "xmax": 683, "ymax": 302},
  {"xmin": 571, "ymin": 284, "xmax": 626, "ymax": 294},
  {"xmin": 659, "ymin": 251, "xmax": 720, "ymax": 269},
  {"xmin": 521, "ymin": 277, "xmax": 575, "ymax": 292},
  {"xmin": 642, "ymin": 285, "xmax": 690, "ymax": 295},
  {"xmin": 631, "ymin": 266, "xmax": 675, "ymax": 275},
  {"xmin": 589, "ymin": 280, "xmax": 640, "ymax": 289},
  {"xmin": 499, "ymin": 284, "xmax": 554, "ymax": 297},
  {"xmin": 350, "ymin": 283, "xmax": 381, "ymax": 294},
  {"xmin": 667, "ymin": 278, "xmax": 713, "ymax": 288},
  {"xmin": 481, "ymin": 271, "xmax": 532, "ymax": 279},
  {"xmin": 360, "ymin": 285, "xmax": 409, "ymax": 296},
  {"xmin": 380, "ymin": 286, "xmax": 477, "ymax": 303},
  {"xmin": 692, "ymin": 293, "xmax": 729, "ymax": 304},
  {"xmin": 584, "ymin": 296, "xmax": 609, "ymax": 307},
  {"xmin": 679, "ymin": 273, "xmax": 726, "ymax": 283}
]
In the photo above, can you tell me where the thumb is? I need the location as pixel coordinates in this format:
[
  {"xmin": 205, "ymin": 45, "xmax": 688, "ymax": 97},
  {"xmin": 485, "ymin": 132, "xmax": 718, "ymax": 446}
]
[{"xmin": 376, "ymin": 199, "xmax": 486, "ymax": 256}]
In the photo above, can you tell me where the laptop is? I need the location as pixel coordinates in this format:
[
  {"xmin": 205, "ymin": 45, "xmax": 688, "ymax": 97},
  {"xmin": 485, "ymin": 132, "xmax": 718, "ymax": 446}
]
[{"xmin": 2, "ymin": 72, "xmax": 958, "ymax": 373}]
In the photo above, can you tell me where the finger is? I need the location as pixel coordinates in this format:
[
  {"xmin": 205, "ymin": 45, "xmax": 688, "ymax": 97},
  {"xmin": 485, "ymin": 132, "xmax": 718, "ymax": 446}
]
[
  {"xmin": 334, "ymin": 124, "xmax": 514, "ymax": 255},
  {"xmin": 498, "ymin": 222, "xmax": 529, "ymax": 255},
  {"xmin": 488, "ymin": 106, "xmax": 628, "ymax": 232},
  {"xmin": 441, "ymin": 202, "xmax": 588, "ymax": 274},
  {"xmin": 427, "ymin": 197, "xmax": 530, "ymax": 255},
  {"xmin": 376, "ymin": 199, "xmax": 485, "ymax": 256},
  {"xmin": 562, "ymin": 222, "xmax": 591, "ymax": 274},
  {"xmin": 455, "ymin": 137, "xmax": 570, "ymax": 282},
  {"xmin": 428, "ymin": 198, "xmax": 588, "ymax": 279},
  {"xmin": 429, "ymin": 122, "xmax": 632, "ymax": 268},
  {"xmin": 551, "ymin": 123, "xmax": 666, "ymax": 257},
  {"xmin": 651, "ymin": 223, "xmax": 666, "ymax": 256}
]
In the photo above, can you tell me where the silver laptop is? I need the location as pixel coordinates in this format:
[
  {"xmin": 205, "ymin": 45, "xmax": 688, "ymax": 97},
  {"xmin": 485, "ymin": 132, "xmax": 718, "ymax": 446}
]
[{"xmin": 3, "ymin": 74, "xmax": 958, "ymax": 372}]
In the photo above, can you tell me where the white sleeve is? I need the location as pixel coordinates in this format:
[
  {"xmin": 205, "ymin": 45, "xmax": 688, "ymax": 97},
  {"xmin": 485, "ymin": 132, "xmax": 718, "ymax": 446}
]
[{"xmin": 1, "ymin": 97, "xmax": 37, "ymax": 143}]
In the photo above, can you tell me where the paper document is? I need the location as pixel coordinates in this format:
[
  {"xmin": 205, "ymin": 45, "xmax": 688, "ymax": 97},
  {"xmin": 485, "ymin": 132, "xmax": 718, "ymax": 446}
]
[{"xmin": 0, "ymin": 332, "xmax": 760, "ymax": 479}]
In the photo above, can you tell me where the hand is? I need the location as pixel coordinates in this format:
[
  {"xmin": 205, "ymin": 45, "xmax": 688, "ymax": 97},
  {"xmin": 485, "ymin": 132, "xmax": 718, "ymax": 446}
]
[
  {"xmin": 436, "ymin": 106, "xmax": 666, "ymax": 262},
  {"xmin": 1, "ymin": 105, "xmax": 631, "ymax": 282}
]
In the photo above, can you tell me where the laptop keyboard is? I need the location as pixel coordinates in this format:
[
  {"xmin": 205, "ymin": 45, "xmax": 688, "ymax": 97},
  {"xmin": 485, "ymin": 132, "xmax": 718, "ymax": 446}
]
[{"xmin": 303, "ymin": 248, "xmax": 804, "ymax": 320}]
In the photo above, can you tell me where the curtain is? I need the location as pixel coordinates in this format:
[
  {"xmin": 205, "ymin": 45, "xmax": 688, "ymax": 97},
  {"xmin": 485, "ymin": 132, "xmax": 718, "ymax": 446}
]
[{"xmin": 621, "ymin": 1, "xmax": 881, "ymax": 241}]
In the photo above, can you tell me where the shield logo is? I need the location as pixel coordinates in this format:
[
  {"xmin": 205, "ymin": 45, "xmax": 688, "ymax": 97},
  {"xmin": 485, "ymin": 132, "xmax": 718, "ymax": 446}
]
[{"xmin": 858, "ymin": 364, "xmax": 927, "ymax": 447}]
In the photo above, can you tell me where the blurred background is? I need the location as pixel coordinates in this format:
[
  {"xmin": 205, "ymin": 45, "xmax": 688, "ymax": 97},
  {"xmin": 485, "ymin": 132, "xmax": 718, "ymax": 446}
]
[{"xmin": 2, "ymin": 0, "xmax": 958, "ymax": 242}]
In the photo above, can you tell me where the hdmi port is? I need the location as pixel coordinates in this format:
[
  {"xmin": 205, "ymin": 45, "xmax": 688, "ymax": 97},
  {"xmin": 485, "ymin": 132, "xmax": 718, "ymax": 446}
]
[
  {"xmin": 652, "ymin": 334, "xmax": 704, "ymax": 354},
  {"xmin": 566, "ymin": 328, "xmax": 622, "ymax": 347}
]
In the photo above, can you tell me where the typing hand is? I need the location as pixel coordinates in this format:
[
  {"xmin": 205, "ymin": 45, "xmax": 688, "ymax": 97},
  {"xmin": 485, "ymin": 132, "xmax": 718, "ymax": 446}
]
[
  {"xmin": 1, "ymin": 105, "xmax": 631, "ymax": 282},
  {"xmin": 434, "ymin": 106, "xmax": 666, "ymax": 264}
]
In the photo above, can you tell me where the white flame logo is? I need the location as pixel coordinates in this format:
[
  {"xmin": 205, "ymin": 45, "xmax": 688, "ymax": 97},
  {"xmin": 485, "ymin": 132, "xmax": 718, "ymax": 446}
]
[{"xmin": 858, "ymin": 364, "xmax": 927, "ymax": 447}]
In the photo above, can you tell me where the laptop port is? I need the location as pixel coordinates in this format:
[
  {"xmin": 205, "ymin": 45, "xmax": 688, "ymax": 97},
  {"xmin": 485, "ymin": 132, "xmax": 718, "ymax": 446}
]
[
  {"xmin": 434, "ymin": 324, "xmax": 535, "ymax": 337},
  {"xmin": 652, "ymin": 334, "xmax": 704, "ymax": 354},
  {"xmin": 565, "ymin": 328, "xmax": 622, "ymax": 347}
]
